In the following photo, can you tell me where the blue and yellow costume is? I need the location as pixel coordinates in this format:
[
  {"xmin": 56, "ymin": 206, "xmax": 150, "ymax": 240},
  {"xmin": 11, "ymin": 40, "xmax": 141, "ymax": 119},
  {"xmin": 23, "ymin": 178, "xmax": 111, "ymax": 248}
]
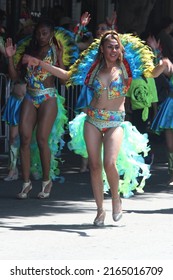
[
  {"xmin": 25, "ymin": 44, "xmax": 58, "ymax": 107},
  {"xmin": 67, "ymin": 34, "xmax": 155, "ymax": 197},
  {"xmin": 85, "ymin": 64, "xmax": 131, "ymax": 132},
  {"xmin": 12, "ymin": 27, "xmax": 79, "ymax": 180},
  {"xmin": 23, "ymin": 44, "xmax": 67, "ymax": 180},
  {"xmin": 150, "ymin": 76, "xmax": 173, "ymax": 176},
  {"xmin": 2, "ymin": 82, "xmax": 26, "ymax": 172},
  {"xmin": 2, "ymin": 82, "xmax": 25, "ymax": 126},
  {"xmin": 150, "ymin": 76, "xmax": 173, "ymax": 134}
]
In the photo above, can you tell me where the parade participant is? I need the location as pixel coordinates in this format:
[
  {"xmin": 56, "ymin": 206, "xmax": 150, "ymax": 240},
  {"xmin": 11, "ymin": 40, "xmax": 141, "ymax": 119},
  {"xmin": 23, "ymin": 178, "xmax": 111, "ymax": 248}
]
[
  {"xmin": 5, "ymin": 17, "xmax": 78, "ymax": 199},
  {"xmin": 75, "ymin": 20, "xmax": 109, "ymax": 173},
  {"xmin": 22, "ymin": 30, "xmax": 173, "ymax": 225},
  {"xmin": 150, "ymin": 75, "xmax": 173, "ymax": 185},
  {"xmin": 75, "ymin": 11, "xmax": 117, "ymax": 173},
  {"xmin": 2, "ymin": 82, "xmax": 26, "ymax": 181},
  {"xmin": 145, "ymin": 31, "xmax": 173, "ymax": 185},
  {"xmin": 2, "ymin": 18, "xmax": 35, "ymax": 181}
]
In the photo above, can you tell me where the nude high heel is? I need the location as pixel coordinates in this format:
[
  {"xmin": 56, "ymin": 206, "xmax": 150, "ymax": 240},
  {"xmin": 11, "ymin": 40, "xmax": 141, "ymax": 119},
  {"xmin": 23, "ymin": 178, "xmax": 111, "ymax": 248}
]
[
  {"xmin": 17, "ymin": 181, "xmax": 32, "ymax": 199},
  {"xmin": 38, "ymin": 180, "xmax": 52, "ymax": 199},
  {"xmin": 4, "ymin": 167, "xmax": 19, "ymax": 181},
  {"xmin": 93, "ymin": 208, "xmax": 106, "ymax": 227},
  {"xmin": 112, "ymin": 196, "xmax": 123, "ymax": 222}
]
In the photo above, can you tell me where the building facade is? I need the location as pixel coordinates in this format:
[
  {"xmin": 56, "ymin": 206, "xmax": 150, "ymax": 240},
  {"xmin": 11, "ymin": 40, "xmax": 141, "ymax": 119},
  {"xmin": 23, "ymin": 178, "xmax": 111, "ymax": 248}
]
[{"xmin": 1, "ymin": 0, "xmax": 173, "ymax": 40}]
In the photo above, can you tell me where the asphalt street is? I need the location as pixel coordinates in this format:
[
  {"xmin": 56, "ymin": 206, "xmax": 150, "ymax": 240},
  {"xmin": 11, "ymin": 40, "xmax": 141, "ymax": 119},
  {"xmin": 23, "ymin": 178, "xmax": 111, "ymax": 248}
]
[{"xmin": 0, "ymin": 135, "xmax": 173, "ymax": 261}]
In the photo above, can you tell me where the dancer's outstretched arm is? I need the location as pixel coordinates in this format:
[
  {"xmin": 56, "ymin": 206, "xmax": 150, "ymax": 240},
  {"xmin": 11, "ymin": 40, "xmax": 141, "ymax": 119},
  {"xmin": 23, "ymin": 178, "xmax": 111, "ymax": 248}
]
[
  {"xmin": 22, "ymin": 54, "xmax": 70, "ymax": 81},
  {"xmin": 152, "ymin": 58, "xmax": 173, "ymax": 77}
]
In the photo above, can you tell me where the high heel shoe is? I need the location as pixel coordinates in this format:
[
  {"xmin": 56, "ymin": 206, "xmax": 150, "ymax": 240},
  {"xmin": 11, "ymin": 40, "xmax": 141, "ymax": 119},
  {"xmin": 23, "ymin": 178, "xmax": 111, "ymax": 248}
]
[
  {"xmin": 93, "ymin": 208, "xmax": 106, "ymax": 227},
  {"xmin": 4, "ymin": 168, "xmax": 19, "ymax": 181},
  {"xmin": 17, "ymin": 181, "xmax": 32, "ymax": 199},
  {"xmin": 38, "ymin": 180, "xmax": 52, "ymax": 199},
  {"xmin": 112, "ymin": 196, "xmax": 123, "ymax": 222},
  {"xmin": 167, "ymin": 176, "xmax": 173, "ymax": 186}
]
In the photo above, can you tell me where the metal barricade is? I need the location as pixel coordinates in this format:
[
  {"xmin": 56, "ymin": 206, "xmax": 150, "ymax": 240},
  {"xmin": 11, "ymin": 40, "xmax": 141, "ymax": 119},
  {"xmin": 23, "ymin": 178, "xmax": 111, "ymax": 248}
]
[
  {"xmin": 0, "ymin": 73, "xmax": 11, "ymax": 153},
  {"xmin": 61, "ymin": 85, "xmax": 82, "ymax": 120},
  {"xmin": 0, "ymin": 76, "xmax": 81, "ymax": 153},
  {"xmin": 56, "ymin": 79, "xmax": 82, "ymax": 121}
]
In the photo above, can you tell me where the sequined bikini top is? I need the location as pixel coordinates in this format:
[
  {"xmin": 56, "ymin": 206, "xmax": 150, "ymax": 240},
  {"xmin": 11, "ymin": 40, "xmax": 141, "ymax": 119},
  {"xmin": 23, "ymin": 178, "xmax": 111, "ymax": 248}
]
[
  {"xmin": 25, "ymin": 44, "xmax": 58, "ymax": 89},
  {"xmin": 86, "ymin": 61, "xmax": 131, "ymax": 100},
  {"xmin": 92, "ymin": 68, "xmax": 131, "ymax": 100}
]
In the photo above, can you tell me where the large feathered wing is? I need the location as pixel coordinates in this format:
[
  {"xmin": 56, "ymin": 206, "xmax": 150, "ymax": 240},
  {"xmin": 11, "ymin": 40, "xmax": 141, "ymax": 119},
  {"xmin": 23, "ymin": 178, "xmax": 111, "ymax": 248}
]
[
  {"xmin": 13, "ymin": 35, "xmax": 31, "ymax": 67},
  {"xmin": 54, "ymin": 27, "xmax": 79, "ymax": 66},
  {"xmin": 13, "ymin": 27, "xmax": 79, "ymax": 68},
  {"xmin": 120, "ymin": 33, "xmax": 155, "ymax": 78},
  {"xmin": 67, "ymin": 33, "xmax": 155, "ymax": 87}
]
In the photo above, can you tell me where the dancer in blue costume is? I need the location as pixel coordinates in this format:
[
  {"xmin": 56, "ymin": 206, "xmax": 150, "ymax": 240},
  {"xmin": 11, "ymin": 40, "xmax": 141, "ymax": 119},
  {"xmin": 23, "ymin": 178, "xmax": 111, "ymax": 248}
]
[
  {"xmin": 22, "ymin": 30, "xmax": 173, "ymax": 225},
  {"xmin": 2, "ymin": 82, "xmax": 26, "ymax": 181},
  {"xmin": 1, "ymin": 34, "xmax": 24, "ymax": 181},
  {"xmin": 146, "ymin": 34, "xmax": 173, "ymax": 186},
  {"xmin": 151, "ymin": 75, "xmax": 173, "ymax": 185},
  {"xmin": 2, "ymin": 19, "xmax": 36, "ymax": 181},
  {"xmin": 5, "ymin": 18, "xmax": 78, "ymax": 199}
]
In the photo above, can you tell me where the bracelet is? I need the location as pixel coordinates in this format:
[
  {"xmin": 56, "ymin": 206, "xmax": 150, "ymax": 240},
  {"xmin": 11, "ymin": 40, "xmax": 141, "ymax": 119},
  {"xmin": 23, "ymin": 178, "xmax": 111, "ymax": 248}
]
[{"xmin": 74, "ymin": 23, "xmax": 88, "ymax": 42}]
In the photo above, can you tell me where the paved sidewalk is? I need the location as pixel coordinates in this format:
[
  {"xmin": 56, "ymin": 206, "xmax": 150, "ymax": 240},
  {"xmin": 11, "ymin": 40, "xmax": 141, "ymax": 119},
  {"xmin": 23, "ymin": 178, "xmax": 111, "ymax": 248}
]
[{"xmin": 0, "ymin": 137, "xmax": 173, "ymax": 260}]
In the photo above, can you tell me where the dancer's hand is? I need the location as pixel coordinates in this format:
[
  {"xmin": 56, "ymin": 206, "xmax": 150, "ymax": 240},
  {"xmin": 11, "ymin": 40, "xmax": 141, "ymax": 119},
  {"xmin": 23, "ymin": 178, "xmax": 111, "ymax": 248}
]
[
  {"xmin": 147, "ymin": 35, "xmax": 160, "ymax": 50},
  {"xmin": 80, "ymin": 12, "xmax": 91, "ymax": 26},
  {"xmin": 22, "ymin": 54, "xmax": 40, "ymax": 67},
  {"xmin": 106, "ymin": 10, "xmax": 117, "ymax": 29},
  {"xmin": 160, "ymin": 58, "xmax": 173, "ymax": 73},
  {"xmin": 5, "ymin": 38, "xmax": 16, "ymax": 57}
]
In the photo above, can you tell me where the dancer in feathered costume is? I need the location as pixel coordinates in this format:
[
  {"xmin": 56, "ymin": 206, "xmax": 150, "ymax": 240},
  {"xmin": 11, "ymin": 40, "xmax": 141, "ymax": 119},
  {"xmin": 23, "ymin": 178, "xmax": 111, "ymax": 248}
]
[
  {"xmin": 150, "ymin": 75, "xmax": 173, "ymax": 185},
  {"xmin": 67, "ymin": 32, "xmax": 156, "ymax": 198},
  {"xmin": 146, "ymin": 34, "xmax": 173, "ymax": 186},
  {"xmin": 2, "ymin": 82, "xmax": 26, "ymax": 181},
  {"xmin": 5, "ymin": 18, "xmax": 79, "ymax": 199},
  {"xmin": 22, "ymin": 30, "xmax": 173, "ymax": 225}
]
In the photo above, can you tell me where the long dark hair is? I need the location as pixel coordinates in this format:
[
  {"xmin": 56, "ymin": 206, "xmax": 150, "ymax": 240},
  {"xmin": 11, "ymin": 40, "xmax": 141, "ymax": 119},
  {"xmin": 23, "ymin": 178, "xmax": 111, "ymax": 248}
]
[
  {"xmin": 25, "ymin": 17, "xmax": 55, "ymax": 54},
  {"xmin": 19, "ymin": 17, "xmax": 55, "ymax": 79}
]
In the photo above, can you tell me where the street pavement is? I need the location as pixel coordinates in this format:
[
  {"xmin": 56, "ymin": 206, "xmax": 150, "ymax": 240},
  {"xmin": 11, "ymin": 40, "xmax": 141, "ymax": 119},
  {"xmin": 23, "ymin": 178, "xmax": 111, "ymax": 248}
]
[{"xmin": 0, "ymin": 135, "xmax": 173, "ymax": 261}]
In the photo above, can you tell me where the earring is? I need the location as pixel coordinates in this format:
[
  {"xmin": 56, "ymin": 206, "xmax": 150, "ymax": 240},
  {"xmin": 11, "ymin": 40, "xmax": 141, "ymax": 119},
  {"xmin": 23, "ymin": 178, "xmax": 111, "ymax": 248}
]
[
  {"xmin": 100, "ymin": 52, "xmax": 104, "ymax": 60},
  {"xmin": 49, "ymin": 37, "xmax": 53, "ymax": 46}
]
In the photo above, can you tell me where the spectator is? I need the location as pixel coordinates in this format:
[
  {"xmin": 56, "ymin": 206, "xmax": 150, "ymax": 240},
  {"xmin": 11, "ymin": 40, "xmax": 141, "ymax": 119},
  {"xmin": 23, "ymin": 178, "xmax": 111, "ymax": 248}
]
[
  {"xmin": 2, "ymin": 82, "xmax": 26, "ymax": 181},
  {"xmin": 157, "ymin": 17, "xmax": 173, "ymax": 62},
  {"xmin": 125, "ymin": 76, "xmax": 158, "ymax": 134}
]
